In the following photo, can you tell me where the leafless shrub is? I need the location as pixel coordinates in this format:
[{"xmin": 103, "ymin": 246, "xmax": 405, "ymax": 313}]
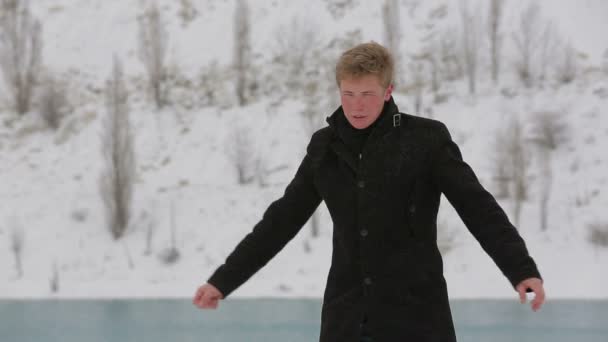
[
  {"xmin": 123, "ymin": 241, "xmax": 135, "ymax": 269},
  {"xmin": 512, "ymin": 3, "xmax": 558, "ymax": 88},
  {"xmin": 602, "ymin": 48, "xmax": 608, "ymax": 75},
  {"xmin": 138, "ymin": 2, "xmax": 168, "ymax": 109},
  {"xmin": 491, "ymin": 143, "xmax": 511, "ymax": 199},
  {"xmin": 226, "ymin": 123, "xmax": 256, "ymax": 185},
  {"xmin": 178, "ymin": 0, "xmax": 198, "ymax": 27},
  {"xmin": 71, "ymin": 208, "xmax": 88, "ymax": 222},
  {"xmin": 488, "ymin": 0, "xmax": 505, "ymax": 84},
  {"xmin": 408, "ymin": 61, "xmax": 425, "ymax": 114},
  {"xmin": 588, "ymin": 222, "xmax": 608, "ymax": 248},
  {"xmin": 537, "ymin": 153, "xmax": 552, "ymax": 232},
  {"xmin": 554, "ymin": 43, "xmax": 577, "ymax": 84},
  {"xmin": 508, "ymin": 119, "xmax": 529, "ymax": 227},
  {"xmin": 0, "ymin": 0, "xmax": 42, "ymax": 115},
  {"xmin": 158, "ymin": 200, "xmax": 180, "ymax": 265},
  {"xmin": 234, "ymin": 0, "xmax": 251, "ymax": 106},
  {"xmin": 49, "ymin": 260, "xmax": 59, "ymax": 293},
  {"xmin": 143, "ymin": 210, "xmax": 156, "ymax": 256},
  {"xmin": 512, "ymin": 3, "xmax": 539, "ymax": 87},
  {"xmin": 39, "ymin": 73, "xmax": 68, "ymax": 129},
  {"xmin": 493, "ymin": 117, "xmax": 530, "ymax": 226},
  {"xmin": 323, "ymin": 0, "xmax": 359, "ymax": 20},
  {"xmin": 273, "ymin": 15, "xmax": 319, "ymax": 96},
  {"xmin": 383, "ymin": 0, "xmax": 402, "ymax": 86},
  {"xmin": 10, "ymin": 219, "xmax": 25, "ymax": 278},
  {"xmin": 459, "ymin": 0, "xmax": 481, "ymax": 95},
  {"xmin": 530, "ymin": 111, "xmax": 568, "ymax": 231},
  {"xmin": 529, "ymin": 111, "xmax": 569, "ymax": 150},
  {"xmin": 199, "ymin": 61, "xmax": 233, "ymax": 108},
  {"xmin": 99, "ymin": 57, "xmax": 135, "ymax": 240},
  {"xmin": 417, "ymin": 38, "xmax": 443, "ymax": 104},
  {"xmin": 439, "ymin": 28, "xmax": 463, "ymax": 82},
  {"xmin": 538, "ymin": 22, "xmax": 560, "ymax": 86},
  {"xmin": 301, "ymin": 78, "xmax": 325, "ymax": 136}
]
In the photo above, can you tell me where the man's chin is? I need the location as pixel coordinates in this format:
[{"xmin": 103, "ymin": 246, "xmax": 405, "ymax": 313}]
[{"xmin": 348, "ymin": 117, "xmax": 371, "ymax": 129}]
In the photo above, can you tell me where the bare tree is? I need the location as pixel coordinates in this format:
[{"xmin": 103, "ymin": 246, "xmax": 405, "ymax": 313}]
[
  {"xmin": 0, "ymin": 0, "xmax": 42, "ymax": 115},
  {"xmin": 143, "ymin": 211, "xmax": 156, "ymax": 256},
  {"xmin": 538, "ymin": 22, "xmax": 561, "ymax": 86},
  {"xmin": 512, "ymin": 3, "xmax": 545, "ymax": 88},
  {"xmin": 138, "ymin": 3, "xmax": 168, "ymax": 109},
  {"xmin": 493, "ymin": 117, "xmax": 529, "ymax": 226},
  {"xmin": 603, "ymin": 48, "xmax": 608, "ymax": 75},
  {"xmin": 227, "ymin": 123, "xmax": 256, "ymax": 185},
  {"xmin": 274, "ymin": 16, "xmax": 319, "ymax": 96},
  {"xmin": 178, "ymin": 0, "xmax": 198, "ymax": 27},
  {"xmin": 439, "ymin": 28, "xmax": 463, "ymax": 82},
  {"xmin": 159, "ymin": 200, "xmax": 180, "ymax": 264},
  {"xmin": 234, "ymin": 0, "xmax": 250, "ymax": 106},
  {"xmin": 39, "ymin": 72, "xmax": 68, "ymax": 129},
  {"xmin": 530, "ymin": 111, "xmax": 568, "ymax": 231},
  {"xmin": 49, "ymin": 260, "xmax": 59, "ymax": 293},
  {"xmin": 491, "ymin": 138, "xmax": 511, "ymax": 199},
  {"xmin": 488, "ymin": 0, "xmax": 505, "ymax": 84},
  {"xmin": 536, "ymin": 147, "xmax": 551, "ymax": 232},
  {"xmin": 588, "ymin": 222, "xmax": 608, "ymax": 250},
  {"xmin": 507, "ymin": 118, "xmax": 529, "ymax": 227},
  {"xmin": 554, "ymin": 42, "xmax": 577, "ymax": 84},
  {"xmin": 301, "ymin": 78, "xmax": 325, "ymax": 137},
  {"xmin": 459, "ymin": 0, "xmax": 481, "ymax": 95},
  {"xmin": 10, "ymin": 220, "xmax": 25, "ymax": 278},
  {"xmin": 529, "ymin": 111, "xmax": 569, "ymax": 151},
  {"xmin": 99, "ymin": 57, "xmax": 136, "ymax": 240},
  {"xmin": 382, "ymin": 0, "xmax": 402, "ymax": 87},
  {"xmin": 409, "ymin": 60, "xmax": 425, "ymax": 114}
]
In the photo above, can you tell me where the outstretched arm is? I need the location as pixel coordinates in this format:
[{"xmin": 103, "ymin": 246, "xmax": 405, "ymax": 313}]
[
  {"xmin": 431, "ymin": 122, "xmax": 544, "ymax": 310},
  {"xmin": 204, "ymin": 153, "xmax": 322, "ymax": 299}
]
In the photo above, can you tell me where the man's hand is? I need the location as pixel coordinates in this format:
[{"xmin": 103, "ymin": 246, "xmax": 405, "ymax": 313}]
[
  {"xmin": 193, "ymin": 283, "xmax": 224, "ymax": 310},
  {"xmin": 516, "ymin": 277, "xmax": 545, "ymax": 312}
]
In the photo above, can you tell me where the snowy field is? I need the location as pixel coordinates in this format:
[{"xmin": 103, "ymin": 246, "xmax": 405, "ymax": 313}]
[{"xmin": 0, "ymin": 0, "xmax": 607, "ymax": 300}]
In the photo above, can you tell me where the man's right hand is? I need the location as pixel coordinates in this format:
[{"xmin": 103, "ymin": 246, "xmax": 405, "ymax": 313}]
[{"xmin": 193, "ymin": 283, "xmax": 224, "ymax": 309}]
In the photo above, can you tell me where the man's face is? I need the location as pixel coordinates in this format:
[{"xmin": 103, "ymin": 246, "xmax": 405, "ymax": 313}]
[{"xmin": 339, "ymin": 74, "xmax": 393, "ymax": 129}]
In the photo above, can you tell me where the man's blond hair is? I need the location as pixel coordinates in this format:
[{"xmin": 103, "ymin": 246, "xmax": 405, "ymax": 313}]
[{"xmin": 335, "ymin": 41, "xmax": 394, "ymax": 89}]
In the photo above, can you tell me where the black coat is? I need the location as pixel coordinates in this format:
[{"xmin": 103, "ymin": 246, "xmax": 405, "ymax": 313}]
[{"xmin": 207, "ymin": 98, "xmax": 542, "ymax": 341}]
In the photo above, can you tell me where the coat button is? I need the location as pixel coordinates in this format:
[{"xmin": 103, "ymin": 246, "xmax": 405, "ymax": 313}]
[
  {"xmin": 409, "ymin": 204, "xmax": 416, "ymax": 213},
  {"xmin": 357, "ymin": 181, "xmax": 365, "ymax": 188},
  {"xmin": 360, "ymin": 229, "xmax": 368, "ymax": 237},
  {"xmin": 363, "ymin": 277, "xmax": 372, "ymax": 285}
]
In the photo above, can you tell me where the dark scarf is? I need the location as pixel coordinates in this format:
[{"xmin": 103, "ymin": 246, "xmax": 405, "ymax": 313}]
[{"xmin": 335, "ymin": 100, "xmax": 390, "ymax": 157}]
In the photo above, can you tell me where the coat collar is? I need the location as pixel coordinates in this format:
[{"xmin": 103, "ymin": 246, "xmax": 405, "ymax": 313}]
[
  {"xmin": 326, "ymin": 96, "xmax": 402, "ymax": 144},
  {"xmin": 325, "ymin": 97, "xmax": 404, "ymax": 174}
]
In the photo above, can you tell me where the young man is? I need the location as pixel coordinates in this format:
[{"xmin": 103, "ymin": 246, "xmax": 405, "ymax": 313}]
[{"xmin": 193, "ymin": 42, "xmax": 545, "ymax": 341}]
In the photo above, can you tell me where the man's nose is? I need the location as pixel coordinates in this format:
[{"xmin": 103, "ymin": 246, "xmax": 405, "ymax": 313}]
[{"xmin": 354, "ymin": 96, "xmax": 364, "ymax": 108}]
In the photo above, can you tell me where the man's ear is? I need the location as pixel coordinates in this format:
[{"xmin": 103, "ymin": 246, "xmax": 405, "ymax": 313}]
[{"xmin": 384, "ymin": 84, "xmax": 394, "ymax": 101}]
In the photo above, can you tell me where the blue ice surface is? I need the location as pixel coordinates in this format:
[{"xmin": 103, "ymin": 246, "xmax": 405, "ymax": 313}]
[{"xmin": 0, "ymin": 298, "xmax": 606, "ymax": 342}]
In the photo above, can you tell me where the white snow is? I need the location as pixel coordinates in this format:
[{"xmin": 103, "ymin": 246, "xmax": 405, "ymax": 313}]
[{"xmin": 0, "ymin": 0, "xmax": 607, "ymax": 300}]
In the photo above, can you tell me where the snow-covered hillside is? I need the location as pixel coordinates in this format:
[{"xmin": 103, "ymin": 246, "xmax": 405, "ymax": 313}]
[{"xmin": 1, "ymin": 0, "xmax": 607, "ymax": 299}]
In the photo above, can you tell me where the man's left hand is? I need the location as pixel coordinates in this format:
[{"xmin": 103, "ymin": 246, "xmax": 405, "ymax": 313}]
[{"xmin": 516, "ymin": 277, "xmax": 545, "ymax": 312}]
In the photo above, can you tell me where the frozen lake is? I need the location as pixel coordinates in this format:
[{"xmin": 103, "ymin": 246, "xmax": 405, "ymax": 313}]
[{"xmin": 0, "ymin": 299, "xmax": 606, "ymax": 341}]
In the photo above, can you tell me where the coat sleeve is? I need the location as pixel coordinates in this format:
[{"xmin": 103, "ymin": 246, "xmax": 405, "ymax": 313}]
[
  {"xmin": 431, "ymin": 122, "xmax": 542, "ymax": 290},
  {"xmin": 206, "ymin": 152, "xmax": 322, "ymax": 298}
]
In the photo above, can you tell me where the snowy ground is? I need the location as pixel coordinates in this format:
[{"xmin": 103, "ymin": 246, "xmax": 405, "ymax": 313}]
[{"xmin": 1, "ymin": 0, "xmax": 607, "ymax": 300}]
